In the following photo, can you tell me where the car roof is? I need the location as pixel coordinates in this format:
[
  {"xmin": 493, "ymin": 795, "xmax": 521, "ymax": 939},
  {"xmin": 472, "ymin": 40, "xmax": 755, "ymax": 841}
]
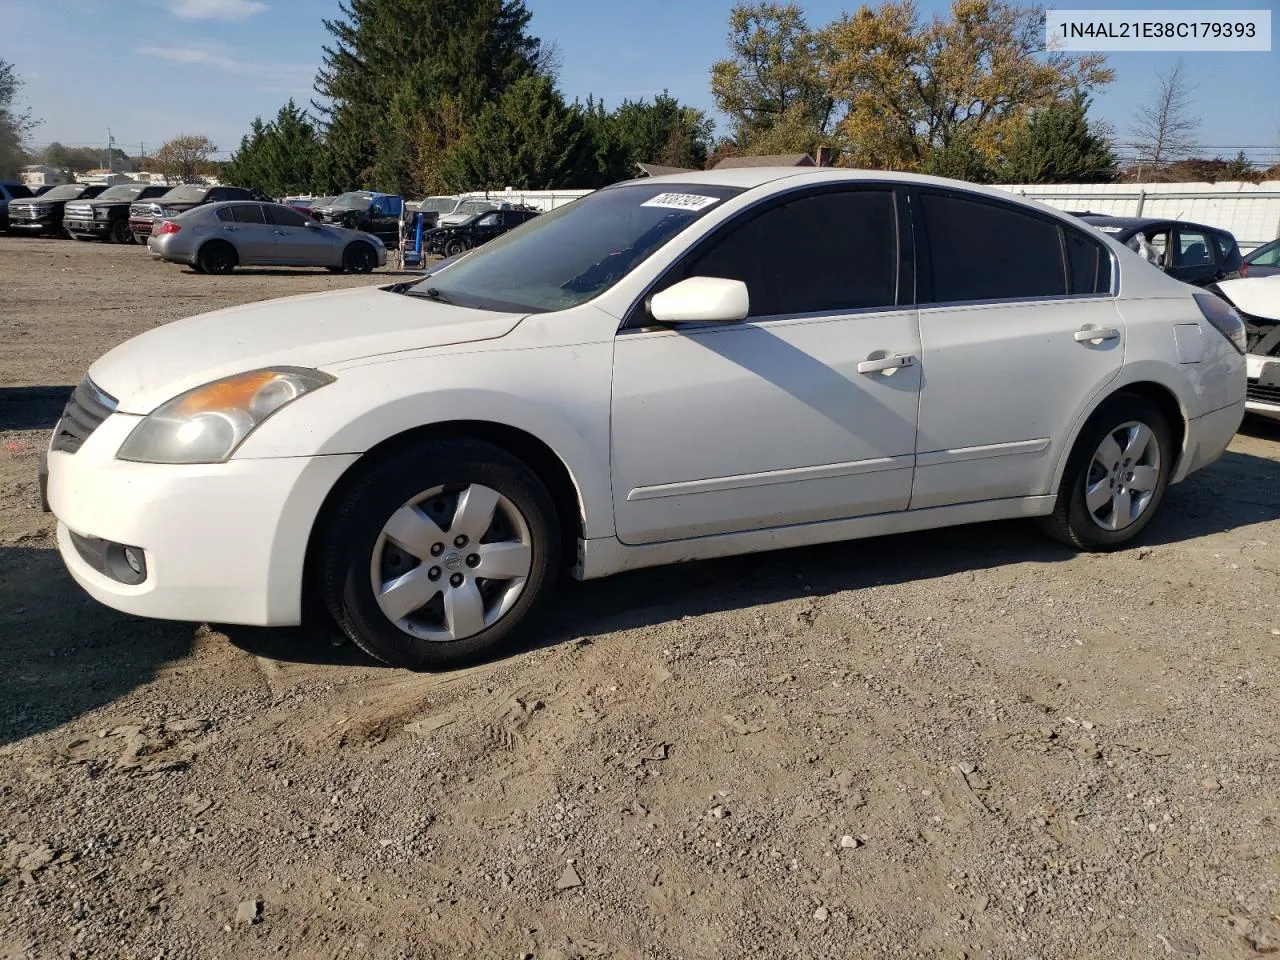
[{"xmin": 1079, "ymin": 214, "xmax": 1231, "ymax": 236}]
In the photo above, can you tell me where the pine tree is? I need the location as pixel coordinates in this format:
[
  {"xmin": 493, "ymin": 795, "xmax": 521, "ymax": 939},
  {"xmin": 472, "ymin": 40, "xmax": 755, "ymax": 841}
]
[
  {"xmin": 998, "ymin": 91, "xmax": 1115, "ymax": 184},
  {"xmin": 223, "ymin": 101, "xmax": 324, "ymax": 196}
]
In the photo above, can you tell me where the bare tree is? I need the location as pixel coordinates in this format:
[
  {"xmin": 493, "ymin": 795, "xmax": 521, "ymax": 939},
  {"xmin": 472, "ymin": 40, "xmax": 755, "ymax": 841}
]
[
  {"xmin": 1129, "ymin": 59, "xmax": 1199, "ymax": 178},
  {"xmin": 151, "ymin": 134, "xmax": 218, "ymax": 183}
]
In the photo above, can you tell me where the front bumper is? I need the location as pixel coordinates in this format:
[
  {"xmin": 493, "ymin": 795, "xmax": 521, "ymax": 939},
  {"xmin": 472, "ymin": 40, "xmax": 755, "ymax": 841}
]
[
  {"xmin": 1245, "ymin": 352, "xmax": 1280, "ymax": 422},
  {"xmin": 65, "ymin": 219, "xmax": 111, "ymax": 237},
  {"xmin": 47, "ymin": 413, "xmax": 357, "ymax": 626},
  {"xmin": 10, "ymin": 216, "xmax": 57, "ymax": 234}
]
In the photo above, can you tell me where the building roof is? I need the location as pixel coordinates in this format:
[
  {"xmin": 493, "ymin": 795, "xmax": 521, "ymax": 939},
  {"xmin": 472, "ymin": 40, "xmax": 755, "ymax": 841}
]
[
  {"xmin": 636, "ymin": 162, "xmax": 696, "ymax": 177},
  {"xmin": 713, "ymin": 153, "xmax": 816, "ymax": 170}
]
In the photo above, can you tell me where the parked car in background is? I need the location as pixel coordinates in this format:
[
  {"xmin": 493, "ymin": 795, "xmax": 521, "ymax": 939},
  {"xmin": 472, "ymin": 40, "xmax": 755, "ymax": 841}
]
[
  {"xmin": 1078, "ymin": 215, "xmax": 1242, "ymax": 287},
  {"xmin": 406, "ymin": 195, "xmax": 459, "ymax": 230},
  {"xmin": 64, "ymin": 183, "xmax": 171, "ymax": 244},
  {"xmin": 1240, "ymin": 238, "xmax": 1280, "ymax": 278},
  {"xmin": 7, "ymin": 183, "xmax": 108, "ymax": 237},
  {"xmin": 33, "ymin": 184, "xmax": 58, "ymax": 197},
  {"xmin": 43, "ymin": 170, "xmax": 1246, "ymax": 669},
  {"xmin": 1210, "ymin": 274, "xmax": 1280, "ymax": 421},
  {"xmin": 424, "ymin": 207, "xmax": 539, "ymax": 257},
  {"xmin": 1, "ymin": 181, "xmax": 34, "ymax": 232},
  {"xmin": 311, "ymin": 191, "xmax": 403, "ymax": 245},
  {"xmin": 129, "ymin": 184, "xmax": 260, "ymax": 244},
  {"xmin": 436, "ymin": 197, "xmax": 503, "ymax": 227},
  {"xmin": 148, "ymin": 200, "xmax": 386, "ymax": 275}
]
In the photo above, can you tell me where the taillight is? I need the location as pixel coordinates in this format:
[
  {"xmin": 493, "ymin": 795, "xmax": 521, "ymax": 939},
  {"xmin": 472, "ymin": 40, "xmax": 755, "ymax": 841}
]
[
  {"xmin": 1194, "ymin": 292, "xmax": 1247, "ymax": 355},
  {"xmin": 1239, "ymin": 262, "xmax": 1249, "ymax": 277},
  {"xmin": 156, "ymin": 221, "xmax": 181, "ymax": 236}
]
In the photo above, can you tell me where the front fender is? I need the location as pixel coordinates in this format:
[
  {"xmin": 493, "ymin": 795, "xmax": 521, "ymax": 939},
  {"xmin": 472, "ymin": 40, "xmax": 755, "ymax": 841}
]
[{"xmin": 234, "ymin": 342, "xmax": 617, "ymax": 538}]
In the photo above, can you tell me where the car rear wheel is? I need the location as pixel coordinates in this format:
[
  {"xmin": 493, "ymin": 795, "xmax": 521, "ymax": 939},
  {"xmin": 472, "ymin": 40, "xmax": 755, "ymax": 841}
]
[
  {"xmin": 133, "ymin": 233, "xmax": 148, "ymax": 245},
  {"xmin": 196, "ymin": 240, "xmax": 237, "ymax": 275},
  {"xmin": 109, "ymin": 220, "xmax": 133, "ymax": 245},
  {"xmin": 343, "ymin": 242, "xmax": 377, "ymax": 274},
  {"xmin": 1039, "ymin": 394, "xmax": 1173, "ymax": 551},
  {"xmin": 443, "ymin": 237, "xmax": 469, "ymax": 258},
  {"xmin": 317, "ymin": 438, "xmax": 560, "ymax": 669}
]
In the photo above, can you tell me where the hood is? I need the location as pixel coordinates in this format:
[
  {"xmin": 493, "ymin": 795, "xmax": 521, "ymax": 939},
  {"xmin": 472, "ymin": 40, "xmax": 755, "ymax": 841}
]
[
  {"xmin": 89, "ymin": 285, "xmax": 527, "ymax": 413},
  {"xmin": 1217, "ymin": 276, "xmax": 1280, "ymax": 322}
]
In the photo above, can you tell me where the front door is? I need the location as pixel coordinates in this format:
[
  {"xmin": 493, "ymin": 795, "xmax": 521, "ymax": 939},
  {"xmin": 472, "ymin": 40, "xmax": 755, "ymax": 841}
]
[
  {"xmin": 610, "ymin": 186, "xmax": 921, "ymax": 545},
  {"xmin": 266, "ymin": 203, "xmax": 334, "ymax": 264},
  {"xmin": 908, "ymin": 188, "xmax": 1126, "ymax": 508}
]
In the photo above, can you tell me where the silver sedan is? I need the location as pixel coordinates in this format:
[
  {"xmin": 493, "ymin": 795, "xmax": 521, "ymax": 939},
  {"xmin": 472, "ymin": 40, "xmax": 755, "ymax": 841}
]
[{"xmin": 148, "ymin": 200, "xmax": 388, "ymax": 275}]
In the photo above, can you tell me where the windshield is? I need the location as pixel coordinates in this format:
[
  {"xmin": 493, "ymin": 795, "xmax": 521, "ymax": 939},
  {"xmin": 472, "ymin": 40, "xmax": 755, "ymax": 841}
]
[
  {"xmin": 43, "ymin": 184, "xmax": 88, "ymax": 201},
  {"xmin": 420, "ymin": 196, "xmax": 457, "ymax": 213},
  {"xmin": 451, "ymin": 199, "xmax": 496, "ymax": 216},
  {"xmin": 97, "ymin": 184, "xmax": 147, "ymax": 202},
  {"xmin": 160, "ymin": 185, "xmax": 209, "ymax": 203},
  {"xmin": 409, "ymin": 183, "xmax": 743, "ymax": 312},
  {"xmin": 331, "ymin": 191, "xmax": 374, "ymax": 210}
]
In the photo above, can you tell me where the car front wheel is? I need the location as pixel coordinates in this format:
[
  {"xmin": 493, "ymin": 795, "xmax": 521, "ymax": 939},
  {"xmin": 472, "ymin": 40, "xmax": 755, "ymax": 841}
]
[
  {"xmin": 443, "ymin": 237, "xmax": 469, "ymax": 258},
  {"xmin": 110, "ymin": 219, "xmax": 133, "ymax": 244},
  {"xmin": 1040, "ymin": 394, "xmax": 1173, "ymax": 551},
  {"xmin": 317, "ymin": 438, "xmax": 561, "ymax": 669},
  {"xmin": 343, "ymin": 242, "xmax": 377, "ymax": 274},
  {"xmin": 196, "ymin": 240, "xmax": 237, "ymax": 275}
]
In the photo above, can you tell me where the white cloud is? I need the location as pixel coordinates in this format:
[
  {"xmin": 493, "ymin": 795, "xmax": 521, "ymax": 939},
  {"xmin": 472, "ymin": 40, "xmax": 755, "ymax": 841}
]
[
  {"xmin": 160, "ymin": 0, "xmax": 267, "ymax": 21},
  {"xmin": 134, "ymin": 46, "xmax": 313, "ymax": 86}
]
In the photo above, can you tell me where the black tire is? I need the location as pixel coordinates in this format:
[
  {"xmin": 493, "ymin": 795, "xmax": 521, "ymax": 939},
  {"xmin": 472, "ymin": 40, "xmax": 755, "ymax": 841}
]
[
  {"xmin": 317, "ymin": 438, "xmax": 561, "ymax": 670},
  {"xmin": 134, "ymin": 233, "xmax": 148, "ymax": 245},
  {"xmin": 190, "ymin": 260, "xmax": 206, "ymax": 274},
  {"xmin": 109, "ymin": 219, "xmax": 133, "ymax": 245},
  {"xmin": 1038, "ymin": 394, "xmax": 1173, "ymax": 551},
  {"xmin": 72, "ymin": 233, "xmax": 95, "ymax": 242},
  {"xmin": 196, "ymin": 240, "xmax": 237, "ymax": 275},
  {"xmin": 443, "ymin": 237, "xmax": 469, "ymax": 258},
  {"xmin": 342, "ymin": 242, "xmax": 376, "ymax": 274},
  {"xmin": 325, "ymin": 265, "xmax": 345, "ymax": 274}
]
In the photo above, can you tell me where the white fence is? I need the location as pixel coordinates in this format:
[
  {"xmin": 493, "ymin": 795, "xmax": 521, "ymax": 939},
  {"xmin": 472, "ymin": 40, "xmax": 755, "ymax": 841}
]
[
  {"xmin": 459, "ymin": 188, "xmax": 593, "ymax": 213},
  {"xmin": 995, "ymin": 181, "xmax": 1280, "ymax": 252}
]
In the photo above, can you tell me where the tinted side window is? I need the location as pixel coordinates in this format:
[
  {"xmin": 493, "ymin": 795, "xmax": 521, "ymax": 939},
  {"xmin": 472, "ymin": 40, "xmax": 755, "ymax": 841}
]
[
  {"xmin": 920, "ymin": 192, "xmax": 1066, "ymax": 301},
  {"xmin": 1212, "ymin": 232, "xmax": 1238, "ymax": 264},
  {"xmin": 230, "ymin": 204, "xmax": 266, "ymax": 224},
  {"xmin": 266, "ymin": 204, "xmax": 307, "ymax": 227},
  {"xmin": 215, "ymin": 206, "xmax": 232, "ymax": 222},
  {"xmin": 476, "ymin": 212, "xmax": 501, "ymax": 227},
  {"xmin": 1064, "ymin": 229, "xmax": 1112, "ymax": 294},
  {"xmin": 686, "ymin": 190, "xmax": 897, "ymax": 317},
  {"xmin": 1176, "ymin": 231, "xmax": 1212, "ymax": 267}
]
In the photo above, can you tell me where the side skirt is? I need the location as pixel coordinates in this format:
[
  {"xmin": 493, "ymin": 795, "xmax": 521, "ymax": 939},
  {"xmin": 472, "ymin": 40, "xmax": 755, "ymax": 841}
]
[{"xmin": 573, "ymin": 495, "xmax": 1057, "ymax": 580}]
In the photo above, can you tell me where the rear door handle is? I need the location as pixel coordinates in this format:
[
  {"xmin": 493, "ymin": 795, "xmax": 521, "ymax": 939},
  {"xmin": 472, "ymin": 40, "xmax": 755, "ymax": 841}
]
[
  {"xmin": 857, "ymin": 353, "xmax": 917, "ymax": 374},
  {"xmin": 1074, "ymin": 327, "xmax": 1120, "ymax": 343},
  {"xmin": 223, "ymin": 226, "xmax": 238, "ymax": 232}
]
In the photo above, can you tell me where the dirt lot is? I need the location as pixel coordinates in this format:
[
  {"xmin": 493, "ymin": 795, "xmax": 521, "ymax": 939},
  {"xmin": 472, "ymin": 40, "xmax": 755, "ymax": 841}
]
[{"xmin": 1, "ymin": 235, "xmax": 1278, "ymax": 960}]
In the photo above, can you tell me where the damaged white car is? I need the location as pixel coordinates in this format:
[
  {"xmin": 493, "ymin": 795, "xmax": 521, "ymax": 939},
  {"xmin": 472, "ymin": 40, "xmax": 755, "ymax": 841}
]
[{"xmin": 1213, "ymin": 274, "xmax": 1280, "ymax": 422}]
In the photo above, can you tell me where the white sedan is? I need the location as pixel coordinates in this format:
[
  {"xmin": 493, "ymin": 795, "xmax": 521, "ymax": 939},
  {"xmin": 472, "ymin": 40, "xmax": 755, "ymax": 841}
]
[
  {"xmin": 45, "ymin": 169, "xmax": 1247, "ymax": 669},
  {"xmin": 1212, "ymin": 273, "xmax": 1280, "ymax": 421}
]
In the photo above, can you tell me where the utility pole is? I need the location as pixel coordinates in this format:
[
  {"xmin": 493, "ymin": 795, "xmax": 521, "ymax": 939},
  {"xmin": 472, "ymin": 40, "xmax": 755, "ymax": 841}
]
[{"xmin": 107, "ymin": 129, "xmax": 115, "ymax": 173}]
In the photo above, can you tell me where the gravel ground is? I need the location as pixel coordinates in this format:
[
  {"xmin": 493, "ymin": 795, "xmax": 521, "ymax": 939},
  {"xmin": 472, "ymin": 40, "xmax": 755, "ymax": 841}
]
[{"xmin": 1, "ymin": 236, "xmax": 1278, "ymax": 960}]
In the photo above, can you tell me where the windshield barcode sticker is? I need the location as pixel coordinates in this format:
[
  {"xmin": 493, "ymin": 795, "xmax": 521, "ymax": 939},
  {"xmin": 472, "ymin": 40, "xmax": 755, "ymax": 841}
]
[{"xmin": 641, "ymin": 193, "xmax": 721, "ymax": 212}]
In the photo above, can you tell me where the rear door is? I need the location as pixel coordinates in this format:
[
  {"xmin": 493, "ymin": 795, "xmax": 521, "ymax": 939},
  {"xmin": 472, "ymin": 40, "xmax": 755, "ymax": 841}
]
[
  {"xmin": 909, "ymin": 188, "xmax": 1124, "ymax": 509},
  {"xmin": 223, "ymin": 203, "xmax": 277, "ymax": 263},
  {"xmin": 1169, "ymin": 226, "xmax": 1221, "ymax": 286}
]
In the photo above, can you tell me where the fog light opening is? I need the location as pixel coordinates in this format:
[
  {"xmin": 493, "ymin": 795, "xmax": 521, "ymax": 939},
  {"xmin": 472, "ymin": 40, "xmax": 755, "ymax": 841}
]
[{"xmin": 123, "ymin": 546, "xmax": 145, "ymax": 576}]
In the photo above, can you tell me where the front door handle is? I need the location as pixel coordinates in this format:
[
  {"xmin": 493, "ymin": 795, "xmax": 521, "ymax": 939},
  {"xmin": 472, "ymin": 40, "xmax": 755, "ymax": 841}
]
[
  {"xmin": 857, "ymin": 353, "xmax": 917, "ymax": 374},
  {"xmin": 223, "ymin": 226, "xmax": 238, "ymax": 232},
  {"xmin": 1074, "ymin": 327, "xmax": 1120, "ymax": 344}
]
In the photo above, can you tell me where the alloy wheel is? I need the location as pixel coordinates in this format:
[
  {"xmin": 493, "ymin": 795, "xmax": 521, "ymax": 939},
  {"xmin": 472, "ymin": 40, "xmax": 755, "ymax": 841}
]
[
  {"xmin": 1084, "ymin": 420, "xmax": 1162, "ymax": 532},
  {"xmin": 369, "ymin": 483, "xmax": 533, "ymax": 642}
]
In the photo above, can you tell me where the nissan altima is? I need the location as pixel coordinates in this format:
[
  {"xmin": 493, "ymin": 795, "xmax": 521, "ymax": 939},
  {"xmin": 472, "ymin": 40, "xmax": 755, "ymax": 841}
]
[{"xmin": 44, "ymin": 169, "xmax": 1247, "ymax": 669}]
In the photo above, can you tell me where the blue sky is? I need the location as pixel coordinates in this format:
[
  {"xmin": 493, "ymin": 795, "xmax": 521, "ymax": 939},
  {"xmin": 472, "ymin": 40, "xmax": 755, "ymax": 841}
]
[{"xmin": 6, "ymin": 0, "xmax": 1278, "ymax": 166}]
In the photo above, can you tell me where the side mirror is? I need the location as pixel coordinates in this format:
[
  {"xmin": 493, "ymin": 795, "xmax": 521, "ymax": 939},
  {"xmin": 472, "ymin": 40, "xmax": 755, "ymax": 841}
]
[{"xmin": 650, "ymin": 276, "xmax": 749, "ymax": 325}]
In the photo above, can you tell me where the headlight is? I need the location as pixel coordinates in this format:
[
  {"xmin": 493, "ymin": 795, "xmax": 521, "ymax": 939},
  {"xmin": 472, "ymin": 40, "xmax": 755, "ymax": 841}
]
[
  {"xmin": 117, "ymin": 368, "xmax": 334, "ymax": 464},
  {"xmin": 94, "ymin": 209, "xmax": 111, "ymax": 220}
]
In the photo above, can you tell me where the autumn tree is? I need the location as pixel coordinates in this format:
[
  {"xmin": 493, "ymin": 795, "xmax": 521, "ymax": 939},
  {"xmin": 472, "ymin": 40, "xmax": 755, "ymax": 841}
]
[
  {"xmin": 997, "ymin": 90, "xmax": 1115, "ymax": 183},
  {"xmin": 710, "ymin": 3, "xmax": 836, "ymax": 152},
  {"xmin": 152, "ymin": 134, "xmax": 218, "ymax": 182},
  {"xmin": 823, "ymin": 0, "xmax": 1113, "ymax": 171},
  {"xmin": 0, "ymin": 59, "xmax": 37, "ymax": 179},
  {"xmin": 1129, "ymin": 59, "xmax": 1199, "ymax": 177}
]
